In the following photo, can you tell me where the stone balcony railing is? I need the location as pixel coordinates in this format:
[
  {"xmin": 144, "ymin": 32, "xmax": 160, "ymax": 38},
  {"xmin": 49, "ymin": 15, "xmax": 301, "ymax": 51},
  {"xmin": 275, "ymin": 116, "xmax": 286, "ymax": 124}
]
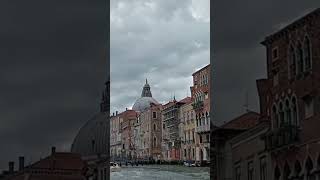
[
  {"xmin": 192, "ymin": 100, "xmax": 204, "ymax": 110},
  {"xmin": 195, "ymin": 124, "xmax": 210, "ymax": 133},
  {"xmin": 265, "ymin": 124, "xmax": 300, "ymax": 151}
]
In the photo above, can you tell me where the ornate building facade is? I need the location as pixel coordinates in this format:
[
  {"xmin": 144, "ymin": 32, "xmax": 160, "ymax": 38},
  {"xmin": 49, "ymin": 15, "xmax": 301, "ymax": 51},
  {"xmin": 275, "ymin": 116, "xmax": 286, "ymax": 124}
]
[
  {"xmin": 191, "ymin": 64, "xmax": 211, "ymax": 163},
  {"xmin": 259, "ymin": 8, "xmax": 320, "ymax": 180}
]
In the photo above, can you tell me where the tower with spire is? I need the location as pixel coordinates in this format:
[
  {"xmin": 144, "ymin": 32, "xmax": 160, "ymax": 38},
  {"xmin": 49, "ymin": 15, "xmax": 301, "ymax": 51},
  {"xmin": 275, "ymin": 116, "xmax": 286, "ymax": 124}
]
[
  {"xmin": 100, "ymin": 77, "xmax": 110, "ymax": 113},
  {"xmin": 141, "ymin": 78, "xmax": 152, "ymax": 97}
]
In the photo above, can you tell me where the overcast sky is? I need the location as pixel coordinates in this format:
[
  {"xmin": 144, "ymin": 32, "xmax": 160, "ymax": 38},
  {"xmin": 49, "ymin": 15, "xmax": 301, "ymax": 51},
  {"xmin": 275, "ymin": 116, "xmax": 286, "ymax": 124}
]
[
  {"xmin": 110, "ymin": 0, "xmax": 210, "ymax": 114},
  {"xmin": 0, "ymin": 0, "xmax": 319, "ymax": 172}
]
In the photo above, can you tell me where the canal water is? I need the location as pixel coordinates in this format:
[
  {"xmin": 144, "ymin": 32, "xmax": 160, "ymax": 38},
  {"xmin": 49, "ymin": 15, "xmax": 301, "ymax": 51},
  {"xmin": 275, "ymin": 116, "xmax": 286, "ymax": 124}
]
[{"xmin": 110, "ymin": 165, "xmax": 209, "ymax": 180}]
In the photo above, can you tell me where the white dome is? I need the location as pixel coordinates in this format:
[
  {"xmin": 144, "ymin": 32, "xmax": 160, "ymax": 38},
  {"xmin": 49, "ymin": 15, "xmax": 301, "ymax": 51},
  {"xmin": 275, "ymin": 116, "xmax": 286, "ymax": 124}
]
[
  {"xmin": 132, "ymin": 79, "xmax": 158, "ymax": 112},
  {"xmin": 132, "ymin": 97, "xmax": 158, "ymax": 112}
]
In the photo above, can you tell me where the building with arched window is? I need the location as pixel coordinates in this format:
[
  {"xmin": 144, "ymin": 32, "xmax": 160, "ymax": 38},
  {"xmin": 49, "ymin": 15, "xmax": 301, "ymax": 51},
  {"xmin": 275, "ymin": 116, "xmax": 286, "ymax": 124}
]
[{"xmin": 259, "ymin": 8, "xmax": 320, "ymax": 180}]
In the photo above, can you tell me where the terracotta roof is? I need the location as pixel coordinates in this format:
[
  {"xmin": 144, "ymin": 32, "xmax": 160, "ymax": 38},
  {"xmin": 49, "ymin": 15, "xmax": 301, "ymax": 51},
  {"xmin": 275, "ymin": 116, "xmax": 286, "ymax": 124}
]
[
  {"xmin": 7, "ymin": 152, "xmax": 87, "ymax": 180},
  {"xmin": 192, "ymin": 64, "xmax": 211, "ymax": 76},
  {"xmin": 179, "ymin": 97, "xmax": 192, "ymax": 104},
  {"xmin": 30, "ymin": 152, "xmax": 86, "ymax": 170},
  {"xmin": 221, "ymin": 111, "xmax": 260, "ymax": 130}
]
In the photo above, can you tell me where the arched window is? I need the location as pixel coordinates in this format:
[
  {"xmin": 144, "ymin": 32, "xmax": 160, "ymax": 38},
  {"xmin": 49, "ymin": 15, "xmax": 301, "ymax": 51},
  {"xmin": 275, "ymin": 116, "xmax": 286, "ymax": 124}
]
[
  {"xmin": 202, "ymin": 113, "xmax": 205, "ymax": 125},
  {"xmin": 153, "ymin": 137, "xmax": 157, "ymax": 147},
  {"xmin": 285, "ymin": 99, "xmax": 291, "ymax": 125},
  {"xmin": 289, "ymin": 44, "xmax": 297, "ymax": 78},
  {"xmin": 272, "ymin": 105, "xmax": 278, "ymax": 129},
  {"xmin": 279, "ymin": 102, "xmax": 285, "ymax": 127},
  {"xmin": 304, "ymin": 36, "xmax": 312, "ymax": 70},
  {"xmin": 294, "ymin": 160, "xmax": 302, "ymax": 178},
  {"xmin": 284, "ymin": 162, "xmax": 291, "ymax": 180},
  {"xmin": 292, "ymin": 97, "xmax": 298, "ymax": 126},
  {"xmin": 297, "ymin": 42, "xmax": 304, "ymax": 75}
]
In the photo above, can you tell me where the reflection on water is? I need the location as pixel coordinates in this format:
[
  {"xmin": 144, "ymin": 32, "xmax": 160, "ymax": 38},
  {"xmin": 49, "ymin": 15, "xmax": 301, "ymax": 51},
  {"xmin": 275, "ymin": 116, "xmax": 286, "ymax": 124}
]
[{"xmin": 110, "ymin": 165, "xmax": 209, "ymax": 180}]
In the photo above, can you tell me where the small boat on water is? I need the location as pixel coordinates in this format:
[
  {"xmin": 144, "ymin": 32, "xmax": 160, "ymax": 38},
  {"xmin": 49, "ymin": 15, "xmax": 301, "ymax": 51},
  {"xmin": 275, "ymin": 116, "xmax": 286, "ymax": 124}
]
[
  {"xmin": 110, "ymin": 162, "xmax": 121, "ymax": 172},
  {"xmin": 183, "ymin": 161, "xmax": 196, "ymax": 167}
]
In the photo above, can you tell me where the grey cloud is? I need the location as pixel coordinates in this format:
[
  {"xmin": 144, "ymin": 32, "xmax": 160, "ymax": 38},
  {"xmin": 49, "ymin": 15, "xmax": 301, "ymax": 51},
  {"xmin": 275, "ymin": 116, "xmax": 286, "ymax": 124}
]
[{"xmin": 111, "ymin": 0, "xmax": 210, "ymax": 113}]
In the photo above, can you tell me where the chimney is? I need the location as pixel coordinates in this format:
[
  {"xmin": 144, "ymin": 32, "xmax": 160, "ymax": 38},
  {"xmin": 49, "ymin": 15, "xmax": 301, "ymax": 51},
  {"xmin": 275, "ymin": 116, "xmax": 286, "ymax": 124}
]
[
  {"xmin": 51, "ymin": 146, "xmax": 56, "ymax": 155},
  {"xmin": 8, "ymin": 161, "xmax": 14, "ymax": 174},
  {"xmin": 116, "ymin": 111, "xmax": 118, "ymax": 115},
  {"xmin": 126, "ymin": 108, "xmax": 128, "ymax": 111},
  {"xmin": 113, "ymin": 112, "xmax": 115, "ymax": 116},
  {"xmin": 19, "ymin": 156, "xmax": 24, "ymax": 171}
]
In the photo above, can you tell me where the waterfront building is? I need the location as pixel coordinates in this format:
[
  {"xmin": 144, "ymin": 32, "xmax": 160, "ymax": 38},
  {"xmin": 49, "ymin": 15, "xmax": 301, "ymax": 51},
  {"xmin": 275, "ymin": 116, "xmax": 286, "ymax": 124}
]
[
  {"xmin": 139, "ymin": 103, "xmax": 162, "ymax": 160},
  {"xmin": 118, "ymin": 109, "xmax": 138, "ymax": 161},
  {"xmin": 110, "ymin": 112, "xmax": 122, "ymax": 162},
  {"xmin": 132, "ymin": 115, "xmax": 143, "ymax": 159},
  {"xmin": 162, "ymin": 97, "xmax": 190, "ymax": 161},
  {"xmin": 212, "ymin": 8, "xmax": 320, "ymax": 180},
  {"xmin": 191, "ymin": 64, "xmax": 211, "ymax": 163},
  {"xmin": 259, "ymin": 8, "xmax": 320, "ymax": 180},
  {"xmin": 211, "ymin": 112, "xmax": 269, "ymax": 180},
  {"xmin": 179, "ymin": 98, "xmax": 197, "ymax": 162}
]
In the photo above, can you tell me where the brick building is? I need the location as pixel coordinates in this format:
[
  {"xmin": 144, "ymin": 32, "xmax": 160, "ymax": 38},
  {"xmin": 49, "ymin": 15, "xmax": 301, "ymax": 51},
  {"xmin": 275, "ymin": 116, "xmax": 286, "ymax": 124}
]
[
  {"xmin": 138, "ymin": 103, "xmax": 162, "ymax": 160},
  {"xmin": 211, "ymin": 8, "xmax": 320, "ymax": 180},
  {"xmin": 191, "ymin": 64, "xmax": 211, "ymax": 163},
  {"xmin": 110, "ymin": 112, "xmax": 122, "ymax": 162},
  {"xmin": 258, "ymin": 8, "xmax": 320, "ymax": 180},
  {"xmin": 118, "ymin": 110, "xmax": 138, "ymax": 161}
]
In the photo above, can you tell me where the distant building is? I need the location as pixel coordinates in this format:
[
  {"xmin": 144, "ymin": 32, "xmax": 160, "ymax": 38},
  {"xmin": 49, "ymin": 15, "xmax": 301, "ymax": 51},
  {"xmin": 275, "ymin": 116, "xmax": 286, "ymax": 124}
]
[
  {"xmin": 118, "ymin": 110, "xmax": 138, "ymax": 161},
  {"xmin": 179, "ymin": 98, "xmax": 197, "ymax": 162},
  {"xmin": 138, "ymin": 103, "xmax": 162, "ymax": 160},
  {"xmin": 191, "ymin": 64, "xmax": 211, "ymax": 163},
  {"xmin": 2, "ymin": 147, "xmax": 88, "ymax": 180},
  {"xmin": 110, "ymin": 112, "xmax": 122, "ymax": 162},
  {"xmin": 162, "ymin": 97, "xmax": 190, "ymax": 161}
]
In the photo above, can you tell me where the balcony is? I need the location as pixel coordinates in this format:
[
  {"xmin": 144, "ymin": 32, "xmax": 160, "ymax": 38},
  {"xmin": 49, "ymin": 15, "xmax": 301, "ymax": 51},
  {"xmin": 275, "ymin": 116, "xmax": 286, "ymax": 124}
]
[
  {"xmin": 195, "ymin": 124, "xmax": 210, "ymax": 133},
  {"xmin": 265, "ymin": 124, "xmax": 300, "ymax": 151},
  {"xmin": 192, "ymin": 101, "xmax": 204, "ymax": 110}
]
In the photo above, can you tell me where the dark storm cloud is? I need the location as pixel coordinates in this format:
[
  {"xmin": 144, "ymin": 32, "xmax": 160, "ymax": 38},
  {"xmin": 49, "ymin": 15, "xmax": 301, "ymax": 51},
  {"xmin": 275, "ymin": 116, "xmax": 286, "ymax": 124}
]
[
  {"xmin": 212, "ymin": 0, "xmax": 320, "ymax": 124},
  {"xmin": 0, "ymin": 0, "xmax": 107, "ymax": 170}
]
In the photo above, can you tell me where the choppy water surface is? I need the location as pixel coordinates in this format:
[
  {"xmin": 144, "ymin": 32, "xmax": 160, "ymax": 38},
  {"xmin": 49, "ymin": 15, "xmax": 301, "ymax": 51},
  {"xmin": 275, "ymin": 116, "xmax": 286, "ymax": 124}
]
[{"xmin": 110, "ymin": 165, "xmax": 209, "ymax": 180}]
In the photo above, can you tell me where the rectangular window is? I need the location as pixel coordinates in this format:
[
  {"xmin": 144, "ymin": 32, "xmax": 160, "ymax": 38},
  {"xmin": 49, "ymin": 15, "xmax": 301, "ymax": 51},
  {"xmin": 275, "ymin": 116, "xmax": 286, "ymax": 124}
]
[
  {"xmin": 272, "ymin": 47, "xmax": 279, "ymax": 61},
  {"xmin": 248, "ymin": 161, "xmax": 254, "ymax": 180},
  {"xmin": 260, "ymin": 156, "xmax": 267, "ymax": 180},
  {"xmin": 153, "ymin": 112, "xmax": 157, "ymax": 119},
  {"xmin": 304, "ymin": 96, "xmax": 314, "ymax": 119}
]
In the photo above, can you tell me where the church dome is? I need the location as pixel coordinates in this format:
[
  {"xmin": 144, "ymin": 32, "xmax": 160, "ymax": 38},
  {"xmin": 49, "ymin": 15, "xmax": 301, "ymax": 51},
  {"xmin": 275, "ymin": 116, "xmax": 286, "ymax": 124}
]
[
  {"xmin": 71, "ymin": 80, "xmax": 109, "ymax": 157},
  {"xmin": 132, "ymin": 79, "xmax": 158, "ymax": 112},
  {"xmin": 71, "ymin": 112, "xmax": 109, "ymax": 157}
]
